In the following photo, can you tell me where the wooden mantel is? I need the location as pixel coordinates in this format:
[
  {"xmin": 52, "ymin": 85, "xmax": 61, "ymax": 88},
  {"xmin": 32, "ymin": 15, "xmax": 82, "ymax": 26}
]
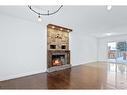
[{"xmin": 47, "ymin": 24, "xmax": 72, "ymax": 32}]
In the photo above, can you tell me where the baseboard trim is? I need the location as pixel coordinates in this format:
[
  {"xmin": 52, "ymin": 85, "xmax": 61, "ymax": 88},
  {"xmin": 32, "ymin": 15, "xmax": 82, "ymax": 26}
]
[
  {"xmin": 0, "ymin": 61, "xmax": 99, "ymax": 81},
  {"xmin": 71, "ymin": 61, "xmax": 98, "ymax": 67},
  {"xmin": 0, "ymin": 70, "xmax": 46, "ymax": 81}
]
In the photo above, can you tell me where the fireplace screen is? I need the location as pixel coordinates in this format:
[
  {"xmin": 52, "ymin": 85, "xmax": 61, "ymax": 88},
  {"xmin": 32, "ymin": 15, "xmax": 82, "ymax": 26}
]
[{"xmin": 52, "ymin": 55, "xmax": 65, "ymax": 66}]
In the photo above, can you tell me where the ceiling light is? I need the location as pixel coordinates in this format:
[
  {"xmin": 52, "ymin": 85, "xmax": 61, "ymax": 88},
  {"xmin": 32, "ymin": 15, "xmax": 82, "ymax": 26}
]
[
  {"xmin": 106, "ymin": 33, "xmax": 112, "ymax": 36},
  {"xmin": 38, "ymin": 15, "xmax": 42, "ymax": 22},
  {"xmin": 60, "ymin": 28, "xmax": 63, "ymax": 31},
  {"xmin": 52, "ymin": 26, "xmax": 55, "ymax": 29},
  {"xmin": 67, "ymin": 30, "xmax": 70, "ymax": 32},
  {"xmin": 107, "ymin": 5, "xmax": 112, "ymax": 11}
]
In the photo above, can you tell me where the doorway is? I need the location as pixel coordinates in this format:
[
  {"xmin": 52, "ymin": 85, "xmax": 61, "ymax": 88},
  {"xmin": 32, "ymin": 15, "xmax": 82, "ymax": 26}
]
[{"xmin": 107, "ymin": 42, "xmax": 117, "ymax": 62}]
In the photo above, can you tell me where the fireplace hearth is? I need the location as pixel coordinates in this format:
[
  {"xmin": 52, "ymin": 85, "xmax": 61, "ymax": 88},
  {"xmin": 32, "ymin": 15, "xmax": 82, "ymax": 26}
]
[{"xmin": 47, "ymin": 24, "xmax": 72, "ymax": 72}]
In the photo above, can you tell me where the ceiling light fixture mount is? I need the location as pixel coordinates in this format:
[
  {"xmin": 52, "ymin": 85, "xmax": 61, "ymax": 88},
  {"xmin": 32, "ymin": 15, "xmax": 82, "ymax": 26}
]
[{"xmin": 28, "ymin": 5, "xmax": 63, "ymax": 22}]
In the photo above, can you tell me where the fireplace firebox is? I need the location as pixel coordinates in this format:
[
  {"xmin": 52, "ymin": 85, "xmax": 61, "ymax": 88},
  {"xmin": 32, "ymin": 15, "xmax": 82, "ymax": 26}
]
[
  {"xmin": 52, "ymin": 54, "xmax": 65, "ymax": 66},
  {"xmin": 48, "ymin": 50, "xmax": 70, "ymax": 68}
]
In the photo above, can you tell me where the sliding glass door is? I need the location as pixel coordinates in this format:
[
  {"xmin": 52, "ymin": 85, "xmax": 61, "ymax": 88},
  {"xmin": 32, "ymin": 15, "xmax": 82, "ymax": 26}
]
[
  {"xmin": 107, "ymin": 41, "xmax": 127, "ymax": 64},
  {"xmin": 116, "ymin": 41, "xmax": 127, "ymax": 63}
]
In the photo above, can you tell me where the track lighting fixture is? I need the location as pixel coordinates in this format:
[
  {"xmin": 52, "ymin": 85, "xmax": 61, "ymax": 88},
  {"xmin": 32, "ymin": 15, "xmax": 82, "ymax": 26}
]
[{"xmin": 28, "ymin": 5, "xmax": 63, "ymax": 22}]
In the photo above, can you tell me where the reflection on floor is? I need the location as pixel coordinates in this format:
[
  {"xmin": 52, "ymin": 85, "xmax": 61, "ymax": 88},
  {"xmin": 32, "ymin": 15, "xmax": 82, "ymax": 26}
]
[
  {"xmin": 106, "ymin": 63, "xmax": 127, "ymax": 89},
  {"xmin": 108, "ymin": 57, "xmax": 127, "ymax": 63},
  {"xmin": 0, "ymin": 62, "xmax": 127, "ymax": 89}
]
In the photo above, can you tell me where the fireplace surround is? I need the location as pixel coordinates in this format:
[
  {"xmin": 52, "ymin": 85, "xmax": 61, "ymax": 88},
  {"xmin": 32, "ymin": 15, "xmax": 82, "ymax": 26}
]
[{"xmin": 47, "ymin": 24, "xmax": 72, "ymax": 72}]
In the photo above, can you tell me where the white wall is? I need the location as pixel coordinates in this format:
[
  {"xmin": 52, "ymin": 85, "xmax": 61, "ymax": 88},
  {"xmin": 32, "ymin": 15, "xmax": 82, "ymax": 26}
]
[
  {"xmin": 0, "ymin": 14, "xmax": 47, "ymax": 81},
  {"xmin": 0, "ymin": 13, "xmax": 98, "ymax": 81},
  {"xmin": 98, "ymin": 35, "xmax": 127, "ymax": 61},
  {"xmin": 70, "ymin": 32, "xmax": 98, "ymax": 66}
]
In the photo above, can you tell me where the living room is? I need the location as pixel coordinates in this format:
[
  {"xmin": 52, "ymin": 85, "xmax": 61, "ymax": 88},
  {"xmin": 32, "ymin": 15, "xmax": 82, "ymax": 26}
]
[{"xmin": 1, "ymin": 0, "xmax": 127, "ymax": 92}]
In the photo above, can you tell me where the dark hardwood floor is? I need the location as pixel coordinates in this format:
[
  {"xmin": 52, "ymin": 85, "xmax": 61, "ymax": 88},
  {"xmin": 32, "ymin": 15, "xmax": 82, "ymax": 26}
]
[{"xmin": 0, "ymin": 62, "xmax": 127, "ymax": 89}]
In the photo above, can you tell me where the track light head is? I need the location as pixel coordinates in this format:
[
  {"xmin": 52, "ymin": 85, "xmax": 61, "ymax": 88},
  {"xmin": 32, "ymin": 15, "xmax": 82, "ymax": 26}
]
[{"xmin": 38, "ymin": 15, "xmax": 42, "ymax": 22}]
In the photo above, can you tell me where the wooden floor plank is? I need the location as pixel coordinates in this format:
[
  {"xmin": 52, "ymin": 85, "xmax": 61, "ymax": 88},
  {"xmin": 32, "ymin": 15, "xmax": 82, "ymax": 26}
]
[{"xmin": 1, "ymin": 62, "xmax": 127, "ymax": 89}]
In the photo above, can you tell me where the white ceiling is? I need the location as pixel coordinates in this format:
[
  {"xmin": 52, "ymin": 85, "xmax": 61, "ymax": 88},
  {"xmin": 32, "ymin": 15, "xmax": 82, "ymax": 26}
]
[{"xmin": 0, "ymin": 6, "xmax": 127, "ymax": 38}]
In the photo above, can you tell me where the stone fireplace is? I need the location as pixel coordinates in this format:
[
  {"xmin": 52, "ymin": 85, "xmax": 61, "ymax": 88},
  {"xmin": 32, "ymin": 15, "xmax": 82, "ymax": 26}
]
[{"xmin": 47, "ymin": 24, "xmax": 72, "ymax": 72}]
